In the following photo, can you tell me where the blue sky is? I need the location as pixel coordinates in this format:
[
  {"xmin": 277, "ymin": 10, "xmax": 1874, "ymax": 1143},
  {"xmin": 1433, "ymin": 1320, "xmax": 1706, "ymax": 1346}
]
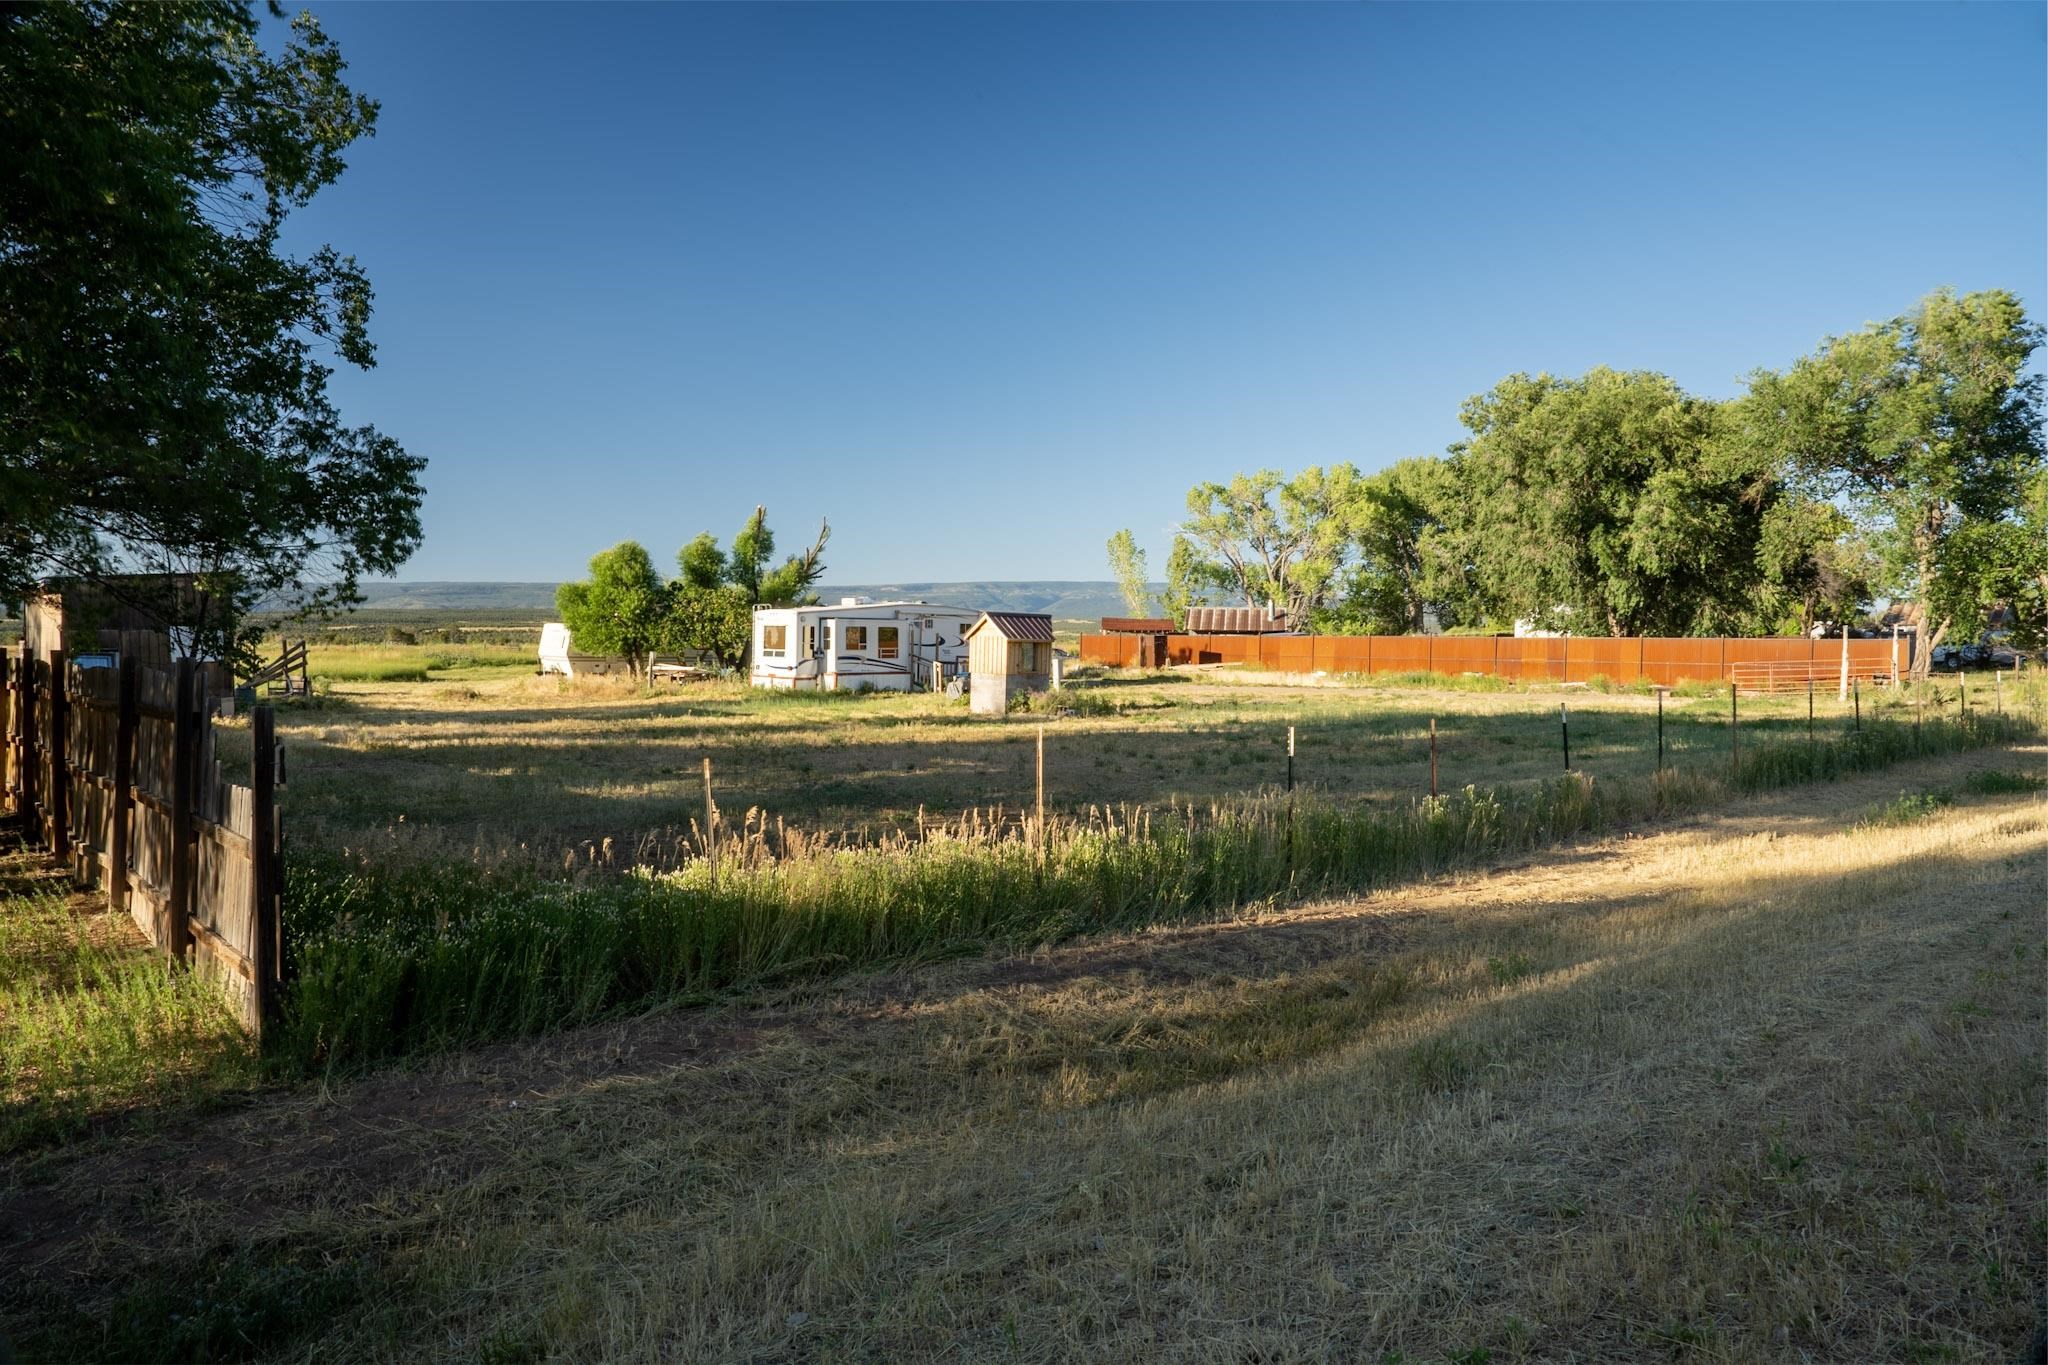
[{"xmin": 284, "ymin": 2, "xmax": 2047, "ymax": 584}]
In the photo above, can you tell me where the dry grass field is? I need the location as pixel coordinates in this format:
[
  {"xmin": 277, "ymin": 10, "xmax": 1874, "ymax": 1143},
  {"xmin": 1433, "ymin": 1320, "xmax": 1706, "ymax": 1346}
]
[
  {"xmin": 4, "ymin": 742, "xmax": 2041, "ymax": 1362},
  {"xmin": 247, "ymin": 652, "xmax": 1992, "ymax": 860}
]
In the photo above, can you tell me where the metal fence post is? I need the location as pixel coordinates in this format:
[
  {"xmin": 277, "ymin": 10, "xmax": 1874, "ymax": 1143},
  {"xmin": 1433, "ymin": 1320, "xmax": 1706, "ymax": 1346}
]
[
  {"xmin": 1729, "ymin": 683, "xmax": 1739, "ymax": 782},
  {"xmin": 1559, "ymin": 703, "xmax": 1571, "ymax": 773},
  {"xmin": 1429, "ymin": 717, "xmax": 1438, "ymax": 798}
]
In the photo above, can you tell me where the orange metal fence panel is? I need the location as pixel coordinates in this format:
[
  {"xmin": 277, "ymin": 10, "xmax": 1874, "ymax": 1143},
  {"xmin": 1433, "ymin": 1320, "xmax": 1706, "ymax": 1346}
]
[
  {"xmin": 1430, "ymin": 638, "xmax": 1498, "ymax": 674},
  {"xmin": 1369, "ymin": 636, "xmax": 1431, "ymax": 673},
  {"xmin": 1260, "ymin": 637, "xmax": 1315, "ymax": 672}
]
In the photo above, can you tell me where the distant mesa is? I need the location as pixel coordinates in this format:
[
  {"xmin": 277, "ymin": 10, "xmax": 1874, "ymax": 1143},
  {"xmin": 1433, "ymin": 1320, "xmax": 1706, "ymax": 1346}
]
[{"xmin": 269, "ymin": 580, "xmax": 1153, "ymax": 619}]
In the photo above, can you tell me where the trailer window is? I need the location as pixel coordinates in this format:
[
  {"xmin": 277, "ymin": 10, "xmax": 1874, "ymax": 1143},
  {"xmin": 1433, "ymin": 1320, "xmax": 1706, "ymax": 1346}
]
[
  {"xmin": 804, "ymin": 625, "xmax": 817, "ymax": 655},
  {"xmin": 761, "ymin": 624, "xmax": 787, "ymax": 657},
  {"xmin": 844, "ymin": 626, "xmax": 868, "ymax": 652},
  {"xmin": 879, "ymin": 626, "xmax": 899, "ymax": 659}
]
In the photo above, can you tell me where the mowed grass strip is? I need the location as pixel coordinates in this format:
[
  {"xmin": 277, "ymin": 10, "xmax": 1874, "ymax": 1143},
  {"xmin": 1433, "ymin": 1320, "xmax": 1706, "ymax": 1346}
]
[{"xmin": 7, "ymin": 750, "xmax": 2040, "ymax": 1362}]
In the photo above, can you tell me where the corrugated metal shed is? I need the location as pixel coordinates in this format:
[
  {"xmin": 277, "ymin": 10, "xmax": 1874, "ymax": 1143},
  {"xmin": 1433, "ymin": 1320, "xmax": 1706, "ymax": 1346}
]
[
  {"xmin": 1184, "ymin": 606, "xmax": 1288, "ymax": 634},
  {"xmin": 966, "ymin": 611, "xmax": 1056, "ymax": 643}
]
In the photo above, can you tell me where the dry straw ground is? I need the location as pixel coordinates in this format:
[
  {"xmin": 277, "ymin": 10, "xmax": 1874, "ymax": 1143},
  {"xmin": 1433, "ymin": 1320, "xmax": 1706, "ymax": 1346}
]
[
  {"xmin": 4, "ymin": 742, "xmax": 2041, "ymax": 1362},
  {"xmin": 253, "ymin": 661, "xmax": 1972, "ymax": 861}
]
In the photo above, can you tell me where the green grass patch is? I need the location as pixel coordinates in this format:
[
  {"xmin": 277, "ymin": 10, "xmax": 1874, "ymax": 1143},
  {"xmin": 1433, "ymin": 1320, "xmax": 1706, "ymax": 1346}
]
[
  {"xmin": 0, "ymin": 884, "xmax": 257, "ymax": 1152},
  {"xmin": 1959, "ymin": 768, "xmax": 2047, "ymax": 795}
]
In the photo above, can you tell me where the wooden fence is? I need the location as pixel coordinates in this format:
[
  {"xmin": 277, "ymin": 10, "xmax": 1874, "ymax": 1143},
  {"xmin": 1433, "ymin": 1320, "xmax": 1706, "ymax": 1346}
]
[
  {"xmin": 1077, "ymin": 632, "xmax": 1910, "ymax": 690},
  {"xmin": 1, "ymin": 646, "xmax": 282, "ymax": 1034}
]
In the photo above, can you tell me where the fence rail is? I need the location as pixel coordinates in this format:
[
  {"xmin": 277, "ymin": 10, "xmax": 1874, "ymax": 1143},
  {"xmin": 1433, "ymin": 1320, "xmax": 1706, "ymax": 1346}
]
[
  {"xmin": 1078, "ymin": 632, "xmax": 1910, "ymax": 689},
  {"xmin": 2, "ymin": 645, "xmax": 282, "ymax": 1034}
]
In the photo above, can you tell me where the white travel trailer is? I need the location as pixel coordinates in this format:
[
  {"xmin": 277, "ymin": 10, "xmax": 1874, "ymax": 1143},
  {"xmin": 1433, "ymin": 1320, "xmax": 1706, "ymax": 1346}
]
[{"xmin": 750, "ymin": 598, "xmax": 980, "ymax": 691}]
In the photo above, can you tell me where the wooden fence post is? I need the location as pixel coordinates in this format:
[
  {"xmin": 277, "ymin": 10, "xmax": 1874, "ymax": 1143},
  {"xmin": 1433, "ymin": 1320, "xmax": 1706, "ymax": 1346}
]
[
  {"xmin": 0, "ymin": 648, "xmax": 10, "ymax": 816},
  {"xmin": 109, "ymin": 656, "xmax": 137, "ymax": 915},
  {"xmin": 1035, "ymin": 725, "xmax": 1046, "ymax": 855},
  {"xmin": 13, "ymin": 647, "xmax": 33, "ymax": 826},
  {"xmin": 48, "ymin": 649, "xmax": 68, "ymax": 863},
  {"xmin": 251, "ymin": 705, "xmax": 279, "ymax": 1028},
  {"xmin": 167, "ymin": 657, "xmax": 197, "ymax": 964},
  {"xmin": 702, "ymin": 756, "xmax": 717, "ymax": 889}
]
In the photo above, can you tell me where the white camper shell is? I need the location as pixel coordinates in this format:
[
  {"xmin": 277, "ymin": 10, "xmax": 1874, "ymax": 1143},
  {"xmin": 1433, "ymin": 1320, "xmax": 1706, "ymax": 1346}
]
[
  {"xmin": 538, "ymin": 622, "xmax": 632, "ymax": 677},
  {"xmin": 750, "ymin": 599, "xmax": 979, "ymax": 691}
]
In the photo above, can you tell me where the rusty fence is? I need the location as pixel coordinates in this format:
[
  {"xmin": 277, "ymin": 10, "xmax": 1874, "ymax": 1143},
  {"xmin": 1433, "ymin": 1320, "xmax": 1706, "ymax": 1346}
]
[
  {"xmin": 1077, "ymin": 632, "xmax": 1909, "ymax": 690},
  {"xmin": 1, "ymin": 645, "xmax": 283, "ymax": 1034}
]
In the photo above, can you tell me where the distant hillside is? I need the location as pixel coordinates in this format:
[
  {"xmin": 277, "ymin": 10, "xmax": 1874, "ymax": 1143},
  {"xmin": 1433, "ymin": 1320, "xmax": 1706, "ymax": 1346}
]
[
  {"xmin": 349, "ymin": 581, "xmax": 563, "ymax": 611},
  {"xmin": 320, "ymin": 581, "xmax": 1153, "ymax": 623},
  {"xmin": 818, "ymin": 582, "xmax": 1150, "ymax": 621}
]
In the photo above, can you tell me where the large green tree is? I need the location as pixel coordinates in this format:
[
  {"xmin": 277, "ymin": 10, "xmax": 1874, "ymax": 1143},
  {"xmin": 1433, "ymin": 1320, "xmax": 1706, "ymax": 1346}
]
[
  {"xmin": 1739, "ymin": 287, "xmax": 2045, "ymax": 668},
  {"xmin": 1446, "ymin": 368, "xmax": 1772, "ymax": 636},
  {"xmin": 556, "ymin": 543, "xmax": 665, "ymax": 676},
  {"xmin": 1321, "ymin": 457, "xmax": 1470, "ymax": 634},
  {"xmin": 0, "ymin": 2, "xmax": 423, "ymax": 657}
]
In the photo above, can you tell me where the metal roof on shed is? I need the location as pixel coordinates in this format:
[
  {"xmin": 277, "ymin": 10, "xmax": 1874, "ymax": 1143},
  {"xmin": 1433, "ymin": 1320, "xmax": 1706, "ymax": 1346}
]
[{"xmin": 964, "ymin": 611, "xmax": 1056, "ymax": 643}]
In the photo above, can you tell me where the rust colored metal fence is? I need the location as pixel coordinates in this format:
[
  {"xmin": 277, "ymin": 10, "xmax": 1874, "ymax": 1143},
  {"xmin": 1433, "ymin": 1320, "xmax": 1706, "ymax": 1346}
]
[
  {"xmin": 1, "ymin": 645, "xmax": 283, "ymax": 1034},
  {"xmin": 1076, "ymin": 632, "xmax": 1909, "ymax": 690}
]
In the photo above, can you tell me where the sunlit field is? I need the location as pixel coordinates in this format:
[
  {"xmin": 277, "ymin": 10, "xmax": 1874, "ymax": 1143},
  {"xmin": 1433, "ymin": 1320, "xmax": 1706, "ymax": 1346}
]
[{"xmin": 251, "ymin": 654, "xmax": 2024, "ymax": 860}]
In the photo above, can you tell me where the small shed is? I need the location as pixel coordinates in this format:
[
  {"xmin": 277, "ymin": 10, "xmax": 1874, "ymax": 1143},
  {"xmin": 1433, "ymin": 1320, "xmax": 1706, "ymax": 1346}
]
[
  {"xmin": 1100, "ymin": 616, "xmax": 1175, "ymax": 668},
  {"xmin": 965, "ymin": 611, "xmax": 1055, "ymax": 715},
  {"xmin": 23, "ymin": 575, "xmax": 221, "ymax": 671}
]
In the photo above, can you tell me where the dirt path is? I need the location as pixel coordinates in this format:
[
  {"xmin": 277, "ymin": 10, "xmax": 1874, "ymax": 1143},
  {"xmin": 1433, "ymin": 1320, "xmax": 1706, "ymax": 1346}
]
[{"xmin": 2, "ymin": 744, "xmax": 2042, "ymax": 1361}]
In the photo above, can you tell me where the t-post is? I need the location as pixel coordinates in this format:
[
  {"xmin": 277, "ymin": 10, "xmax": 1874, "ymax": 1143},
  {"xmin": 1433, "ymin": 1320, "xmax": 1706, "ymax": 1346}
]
[
  {"xmin": 1559, "ymin": 703, "xmax": 1570, "ymax": 773},
  {"xmin": 1429, "ymin": 717, "xmax": 1439, "ymax": 798},
  {"xmin": 1729, "ymin": 683, "xmax": 1739, "ymax": 782},
  {"xmin": 1655, "ymin": 688, "xmax": 1665, "ymax": 772}
]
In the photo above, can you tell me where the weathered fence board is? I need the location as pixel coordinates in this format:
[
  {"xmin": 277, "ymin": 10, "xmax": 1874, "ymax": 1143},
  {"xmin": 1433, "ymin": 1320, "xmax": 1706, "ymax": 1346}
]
[{"xmin": 2, "ymin": 644, "xmax": 283, "ymax": 1035}]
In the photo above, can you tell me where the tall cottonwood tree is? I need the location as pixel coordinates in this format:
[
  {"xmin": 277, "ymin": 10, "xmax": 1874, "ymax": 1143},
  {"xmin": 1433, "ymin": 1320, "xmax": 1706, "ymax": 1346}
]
[
  {"xmin": 1181, "ymin": 466, "xmax": 1360, "ymax": 623},
  {"xmin": 1446, "ymin": 368, "xmax": 1772, "ymax": 636},
  {"xmin": 1105, "ymin": 529, "xmax": 1150, "ymax": 618},
  {"xmin": 0, "ymin": 2, "xmax": 423, "ymax": 657},
  {"xmin": 1740, "ymin": 287, "xmax": 2045, "ymax": 668}
]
